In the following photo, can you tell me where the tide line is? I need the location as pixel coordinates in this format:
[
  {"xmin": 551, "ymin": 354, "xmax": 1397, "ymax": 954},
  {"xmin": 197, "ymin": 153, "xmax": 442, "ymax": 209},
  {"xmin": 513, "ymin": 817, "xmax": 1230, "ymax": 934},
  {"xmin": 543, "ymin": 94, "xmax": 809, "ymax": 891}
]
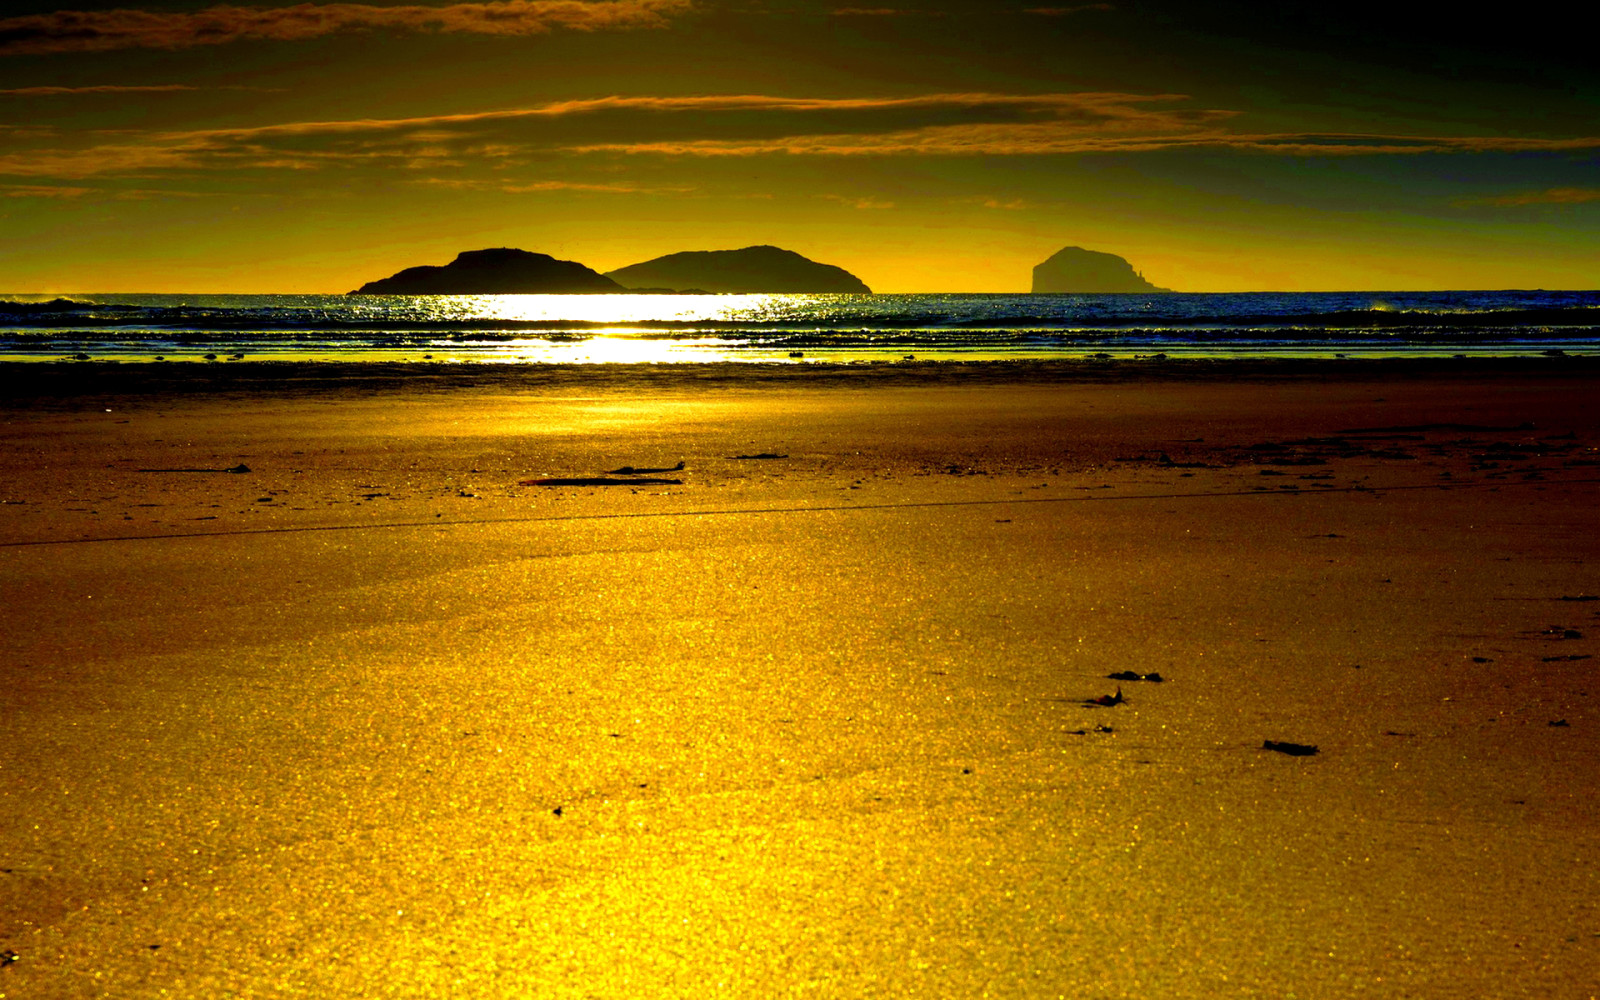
[{"xmin": 2, "ymin": 474, "xmax": 1595, "ymax": 549}]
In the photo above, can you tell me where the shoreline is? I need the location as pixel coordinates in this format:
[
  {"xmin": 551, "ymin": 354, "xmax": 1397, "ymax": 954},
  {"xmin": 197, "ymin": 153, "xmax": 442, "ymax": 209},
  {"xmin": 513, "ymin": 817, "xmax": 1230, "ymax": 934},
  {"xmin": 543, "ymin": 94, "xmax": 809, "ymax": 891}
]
[{"xmin": 6, "ymin": 354, "xmax": 1600, "ymax": 401}]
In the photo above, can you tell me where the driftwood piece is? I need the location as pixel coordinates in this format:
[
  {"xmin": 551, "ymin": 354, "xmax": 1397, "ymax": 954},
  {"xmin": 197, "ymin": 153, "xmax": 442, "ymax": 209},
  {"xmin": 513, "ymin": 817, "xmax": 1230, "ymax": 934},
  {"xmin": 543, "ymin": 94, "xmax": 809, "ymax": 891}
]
[{"xmin": 520, "ymin": 477, "xmax": 683, "ymax": 487}]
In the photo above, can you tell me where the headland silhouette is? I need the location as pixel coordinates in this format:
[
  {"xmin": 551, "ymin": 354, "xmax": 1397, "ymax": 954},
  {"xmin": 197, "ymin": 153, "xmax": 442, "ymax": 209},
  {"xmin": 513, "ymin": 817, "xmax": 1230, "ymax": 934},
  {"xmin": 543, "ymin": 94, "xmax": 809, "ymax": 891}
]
[
  {"xmin": 349, "ymin": 245, "xmax": 871, "ymax": 295},
  {"xmin": 605, "ymin": 245, "xmax": 871, "ymax": 294},
  {"xmin": 349, "ymin": 248, "xmax": 623, "ymax": 295},
  {"xmin": 1032, "ymin": 246, "xmax": 1168, "ymax": 293}
]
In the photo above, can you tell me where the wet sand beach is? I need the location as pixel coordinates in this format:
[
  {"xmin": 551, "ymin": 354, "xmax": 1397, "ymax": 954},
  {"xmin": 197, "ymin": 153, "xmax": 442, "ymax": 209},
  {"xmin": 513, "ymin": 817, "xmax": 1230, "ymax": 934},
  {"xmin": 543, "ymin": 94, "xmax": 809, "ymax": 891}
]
[{"xmin": 2, "ymin": 359, "xmax": 1598, "ymax": 997}]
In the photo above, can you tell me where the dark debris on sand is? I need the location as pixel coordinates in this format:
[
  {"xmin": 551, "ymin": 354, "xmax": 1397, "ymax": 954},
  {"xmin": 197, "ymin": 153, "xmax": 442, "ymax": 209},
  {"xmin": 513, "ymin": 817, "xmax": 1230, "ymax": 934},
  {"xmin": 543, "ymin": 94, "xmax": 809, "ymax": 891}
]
[
  {"xmin": 1262, "ymin": 740, "xmax": 1319, "ymax": 757},
  {"xmin": 1083, "ymin": 688, "xmax": 1125, "ymax": 707},
  {"xmin": 604, "ymin": 461, "xmax": 684, "ymax": 475},
  {"xmin": 520, "ymin": 476, "xmax": 683, "ymax": 487}
]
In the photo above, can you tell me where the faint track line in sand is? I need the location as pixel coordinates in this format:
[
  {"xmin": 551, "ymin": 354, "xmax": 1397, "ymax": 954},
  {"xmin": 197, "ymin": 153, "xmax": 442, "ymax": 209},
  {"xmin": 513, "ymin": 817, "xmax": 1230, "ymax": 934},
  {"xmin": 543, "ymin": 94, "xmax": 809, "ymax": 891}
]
[{"xmin": 3, "ymin": 475, "xmax": 1598, "ymax": 549}]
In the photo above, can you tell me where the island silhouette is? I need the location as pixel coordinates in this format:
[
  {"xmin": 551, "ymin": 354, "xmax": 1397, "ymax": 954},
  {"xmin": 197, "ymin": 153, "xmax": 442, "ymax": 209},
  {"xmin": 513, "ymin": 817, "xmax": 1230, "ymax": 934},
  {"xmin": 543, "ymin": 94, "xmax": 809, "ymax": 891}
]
[
  {"xmin": 1032, "ymin": 246, "xmax": 1168, "ymax": 293},
  {"xmin": 605, "ymin": 246, "xmax": 871, "ymax": 294},
  {"xmin": 346, "ymin": 244, "xmax": 1160, "ymax": 295},
  {"xmin": 349, "ymin": 248, "xmax": 623, "ymax": 295},
  {"xmin": 348, "ymin": 245, "xmax": 871, "ymax": 295}
]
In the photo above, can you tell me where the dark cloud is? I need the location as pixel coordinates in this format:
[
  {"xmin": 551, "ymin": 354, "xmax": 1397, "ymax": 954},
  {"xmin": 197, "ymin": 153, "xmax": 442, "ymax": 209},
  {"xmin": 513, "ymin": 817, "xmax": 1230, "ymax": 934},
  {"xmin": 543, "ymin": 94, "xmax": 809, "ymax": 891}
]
[
  {"xmin": 1023, "ymin": 5, "xmax": 1113, "ymax": 15},
  {"xmin": 0, "ymin": 0, "xmax": 692, "ymax": 55},
  {"xmin": 1128, "ymin": 1, "xmax": 1595, "ymax": 87},
  {"xmin": 0, "ymin": 83, "xmax": 278, "ymax": 94}
]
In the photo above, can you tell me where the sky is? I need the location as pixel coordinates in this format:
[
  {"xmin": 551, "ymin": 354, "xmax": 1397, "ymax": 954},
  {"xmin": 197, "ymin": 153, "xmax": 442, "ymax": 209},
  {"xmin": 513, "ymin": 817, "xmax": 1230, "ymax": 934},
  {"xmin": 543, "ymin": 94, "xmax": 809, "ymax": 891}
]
[{"xmin": 0, "ymin": 0, "xmax": 1596, "ymax": 293}]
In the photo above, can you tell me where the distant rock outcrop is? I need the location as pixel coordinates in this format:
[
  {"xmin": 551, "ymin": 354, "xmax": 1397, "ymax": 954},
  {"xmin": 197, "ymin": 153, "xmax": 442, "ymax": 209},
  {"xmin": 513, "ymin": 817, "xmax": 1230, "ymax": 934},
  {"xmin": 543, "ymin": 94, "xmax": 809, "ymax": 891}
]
[
  {"xmin": 605, "ymin": 245, "xmax": 871, "ymax": 294},
  {"xmin": 349, "ymin": 248, "xmax": 623, "ymax": 294},
  {"xmin": 1032, "ymin": 246, "xmax": 1167, "ymax": 293}
]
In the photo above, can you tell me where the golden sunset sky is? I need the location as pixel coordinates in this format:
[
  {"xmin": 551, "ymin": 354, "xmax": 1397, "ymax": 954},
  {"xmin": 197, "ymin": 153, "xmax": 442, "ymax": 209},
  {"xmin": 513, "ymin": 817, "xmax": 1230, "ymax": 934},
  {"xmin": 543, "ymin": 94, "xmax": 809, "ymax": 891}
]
[{"xmin": 1, "ymin": 0, "xmax": 1595, "ymax": 292}]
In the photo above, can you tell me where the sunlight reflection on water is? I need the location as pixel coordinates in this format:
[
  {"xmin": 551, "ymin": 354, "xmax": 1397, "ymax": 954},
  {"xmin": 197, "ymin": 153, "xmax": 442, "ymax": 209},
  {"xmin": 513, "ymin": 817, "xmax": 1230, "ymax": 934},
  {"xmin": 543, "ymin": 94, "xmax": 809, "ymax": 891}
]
[
  {"xmin": 4, "ymin": 290, "xmax": 1597, "ymax": 362},
  {"xmin": 467, "ymin": 335, "xmax": 749, "ymax": 364},
  {"xmin": 417, "ymin": 293, "xmax": 808, "ymax": 325}
]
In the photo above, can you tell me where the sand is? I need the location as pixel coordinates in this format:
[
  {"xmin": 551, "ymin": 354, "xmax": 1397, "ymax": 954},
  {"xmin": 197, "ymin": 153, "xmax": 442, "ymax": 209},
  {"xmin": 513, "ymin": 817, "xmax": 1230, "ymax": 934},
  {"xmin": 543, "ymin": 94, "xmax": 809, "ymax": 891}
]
[{"xmin": 2, "ymin": 359, "xmax": 1598, "ymax": 998}]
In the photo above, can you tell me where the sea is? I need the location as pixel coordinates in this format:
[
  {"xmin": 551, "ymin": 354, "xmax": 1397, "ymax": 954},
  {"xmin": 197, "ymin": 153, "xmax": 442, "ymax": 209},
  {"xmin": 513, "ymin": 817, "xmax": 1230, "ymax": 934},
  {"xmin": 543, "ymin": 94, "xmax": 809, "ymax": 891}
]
[{"xmin": 2, "ymin": 290, "xmax": 1596, "ymax": 364}]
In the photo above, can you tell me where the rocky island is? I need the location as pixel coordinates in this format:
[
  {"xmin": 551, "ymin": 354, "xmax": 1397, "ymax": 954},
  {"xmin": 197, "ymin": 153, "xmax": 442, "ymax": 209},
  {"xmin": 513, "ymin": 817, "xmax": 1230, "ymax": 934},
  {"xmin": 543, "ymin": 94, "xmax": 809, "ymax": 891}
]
[
  {"xmin": 605, "ymin": 245, "xmax": 871, "ymax": 294},
  {"xmin": 349, "ymin": 248, "xmax": 623, "ymax": 295},
  {"xmin": 1032, "ymin": 246, "xmax": 1167, "ymax": 293}
]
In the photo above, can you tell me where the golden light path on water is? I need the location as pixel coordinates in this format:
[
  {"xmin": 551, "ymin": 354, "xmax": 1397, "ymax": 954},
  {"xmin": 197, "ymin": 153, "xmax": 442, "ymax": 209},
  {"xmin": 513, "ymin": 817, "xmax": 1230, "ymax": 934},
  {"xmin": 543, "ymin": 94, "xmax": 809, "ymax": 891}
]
[
  {"xmin": 456, "ymin": 293, "xmax": 795, "ymax": 324},
  {"xmin": 8, "ymin": 290, "xmax": 1596, "ymax": 364},
  {"xmin": 390, "ymin": 293, "xmax": 806, "ymax": 363},
  {"xmin": 467, "ymin": 334, "xmax": 750, "ymax": 364}
]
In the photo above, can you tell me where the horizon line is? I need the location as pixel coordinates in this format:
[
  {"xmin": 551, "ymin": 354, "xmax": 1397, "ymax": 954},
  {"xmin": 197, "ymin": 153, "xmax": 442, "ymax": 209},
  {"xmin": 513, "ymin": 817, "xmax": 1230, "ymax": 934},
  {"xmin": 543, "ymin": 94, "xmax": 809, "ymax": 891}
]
[{"xmin": 5, "ymin": 286, "xmax": 1597, "ymax": 296}]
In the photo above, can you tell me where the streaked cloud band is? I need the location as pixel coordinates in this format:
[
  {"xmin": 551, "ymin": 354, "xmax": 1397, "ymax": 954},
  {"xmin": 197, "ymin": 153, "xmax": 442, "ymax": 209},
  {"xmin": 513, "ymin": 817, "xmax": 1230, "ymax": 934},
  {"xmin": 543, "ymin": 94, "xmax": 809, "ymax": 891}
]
[
  {"xmin": 574, "ymin": 126, "xmax": 1600, "ymax": 157},
  {"xmin": 1469, "ymin": 187, "xmax": 1600, "ymax": 207},
  {"xmin": 2, "ymin": 90, "xmax": 1594, "ymax": 183}
]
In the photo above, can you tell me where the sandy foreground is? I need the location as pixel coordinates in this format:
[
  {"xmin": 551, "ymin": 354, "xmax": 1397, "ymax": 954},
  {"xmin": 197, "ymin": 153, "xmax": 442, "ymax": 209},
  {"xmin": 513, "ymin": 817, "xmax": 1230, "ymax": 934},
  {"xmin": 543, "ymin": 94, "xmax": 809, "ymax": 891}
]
[{"xmin": 1, "ymin": 360, "xmax": 1598, "ymax": 998}]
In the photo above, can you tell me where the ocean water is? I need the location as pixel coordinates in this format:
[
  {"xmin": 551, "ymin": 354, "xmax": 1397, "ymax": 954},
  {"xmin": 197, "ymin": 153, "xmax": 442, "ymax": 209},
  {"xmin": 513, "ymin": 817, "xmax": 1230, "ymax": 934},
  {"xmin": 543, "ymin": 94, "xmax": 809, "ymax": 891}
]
[{"xmin": 2, "ymin": 290, "xmax": 1596, "ymax": 364}]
